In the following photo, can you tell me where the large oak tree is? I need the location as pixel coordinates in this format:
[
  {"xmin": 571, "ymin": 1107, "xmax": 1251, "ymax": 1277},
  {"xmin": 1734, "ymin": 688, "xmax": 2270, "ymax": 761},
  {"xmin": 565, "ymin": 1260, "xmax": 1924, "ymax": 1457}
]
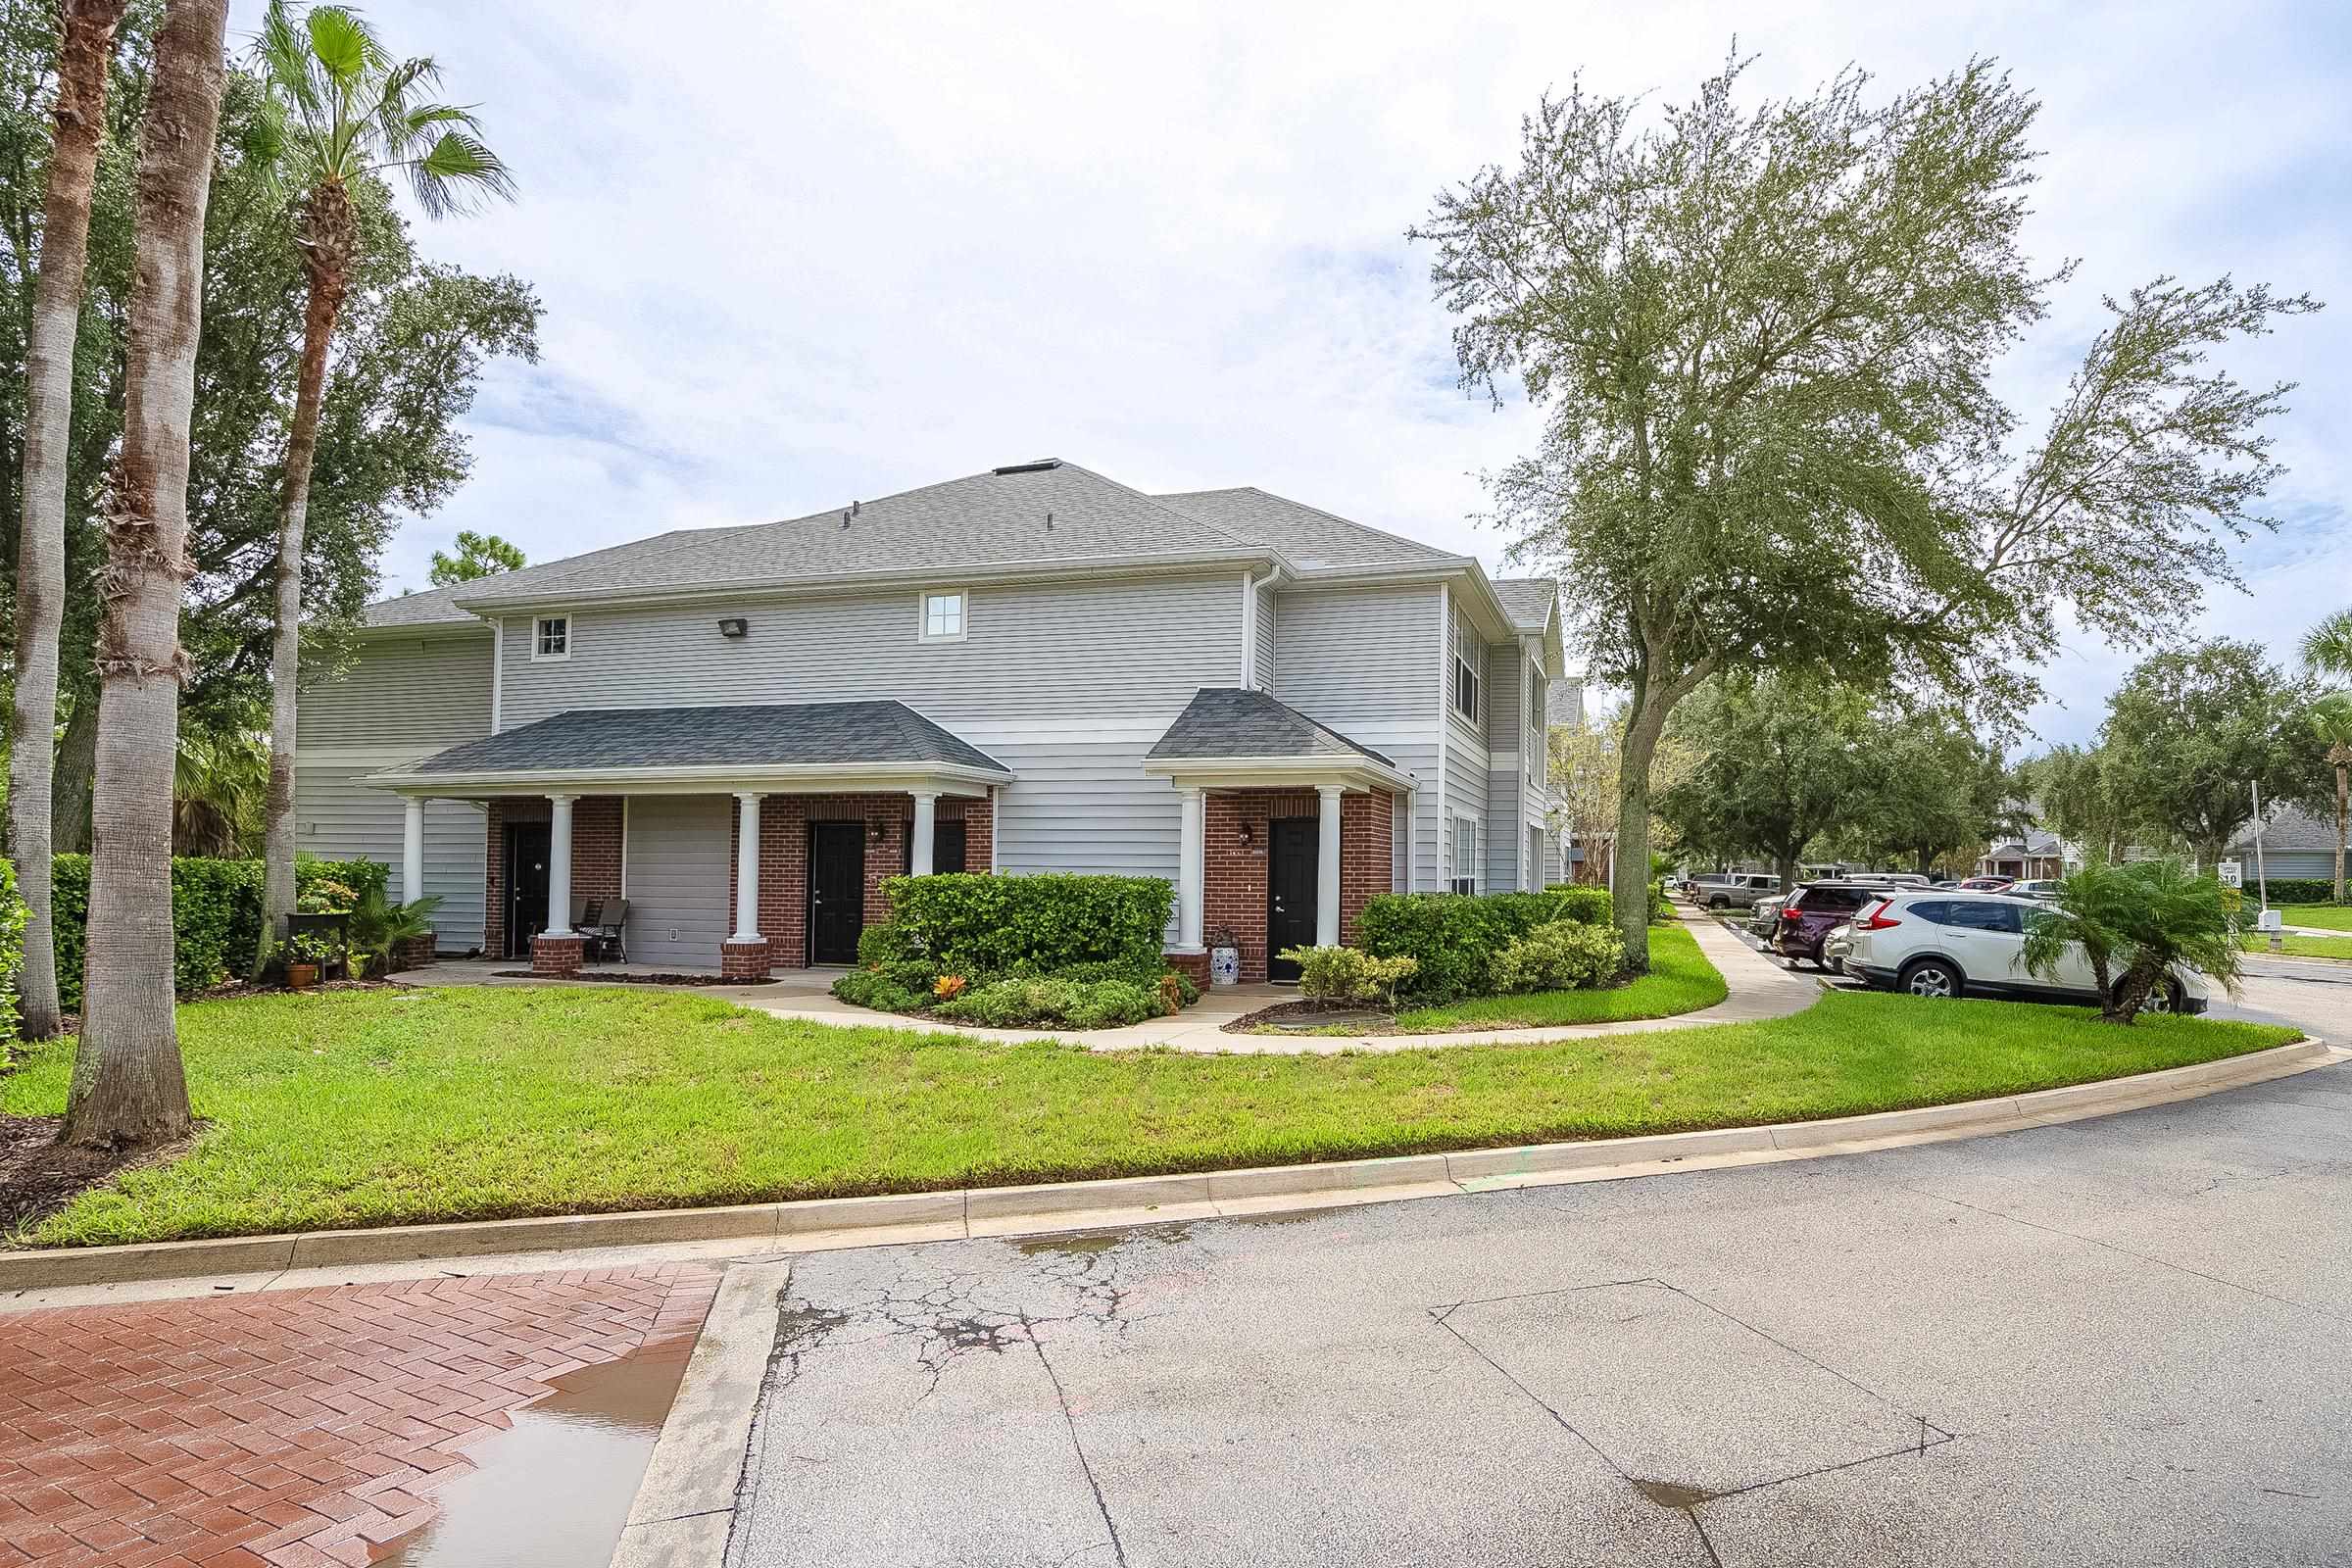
[{"xmin": 1413, "ymin": 54, "xmax": 2317, "ymax": 961}]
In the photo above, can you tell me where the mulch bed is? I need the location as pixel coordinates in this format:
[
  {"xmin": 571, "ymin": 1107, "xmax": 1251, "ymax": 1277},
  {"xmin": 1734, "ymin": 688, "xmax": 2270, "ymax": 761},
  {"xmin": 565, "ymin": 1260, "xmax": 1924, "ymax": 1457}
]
[
  {"xmin": 0, "ymin": 1111, "xmax": 196, "ymax": 1235},
  {"xmin": 488, "ymin": 970, "xmax": 778, "ymax": 987},
  {"xmin": 1225, "ymin": 999, "xmax": 1405, "ymax": 1036}
]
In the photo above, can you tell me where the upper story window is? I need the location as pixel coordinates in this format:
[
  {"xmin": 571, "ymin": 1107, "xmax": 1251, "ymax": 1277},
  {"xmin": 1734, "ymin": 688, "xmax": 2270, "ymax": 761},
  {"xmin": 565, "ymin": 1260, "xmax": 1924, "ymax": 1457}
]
[
  {"xmin": 1527, "ymin": 662, "xmax": 1544, "ymax": 733},
  {"xmin": 1450, "ymin": 612, "xmax": 1481, "ymax": 724},
  {"xmin": 920, "ymin": 590, "xmax": 967, "ymax": 642},
  {"xmin": 532, "ymin": 614, "xmax": 570, "ymax": 662}
]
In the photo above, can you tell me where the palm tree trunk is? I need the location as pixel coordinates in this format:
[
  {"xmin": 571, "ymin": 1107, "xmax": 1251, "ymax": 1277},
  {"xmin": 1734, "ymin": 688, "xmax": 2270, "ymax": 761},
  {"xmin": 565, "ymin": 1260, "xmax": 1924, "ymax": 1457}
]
[
  {"xmin": 8, "ymin": 0, "xmax": 128, "ymax": 1041},
  {"xmin": 49, "ymin": 691, "xmax": 98, "ymax": 854},
  {"xmin": 2333, "ymin": 759, "xmax": 2348, "ymax": 906},
  {"xmin": 257, "ymin": 187, "xmax": 350, "ymax": 970},
  {"xmin": 62, "ymin": 0, "xmax": 230, "ymax": 1150}
]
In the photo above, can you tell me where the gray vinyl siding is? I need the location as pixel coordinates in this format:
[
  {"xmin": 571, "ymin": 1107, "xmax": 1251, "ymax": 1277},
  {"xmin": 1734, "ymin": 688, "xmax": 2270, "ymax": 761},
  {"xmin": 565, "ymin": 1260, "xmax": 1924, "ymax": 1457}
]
[
  {"xmin": 623, "ymin": 795, "xmax": 732, "ymax": 966},
  {"xmin": 1483, "ymin": 647, "xmax": 1524, "ymax": 890},
  {"xmin": 1270, "ymin": 580, "xmax": 1446, "ymax": 890},
  {"xmin": 1252, "ymin": 582, "xmax": 1277, "ymax": 690},
  {"xmin": 298, "ymin": 630, "xmax": 492, "ymax": 748},
  {"xmin": 294, "ymin": 630, "xmax": 493, "ymax": 951},
  {"xmin": 2254, "ymin": 850, "xmax": 2333, "ymax": 879},
  {"xmin": 501, "ymin": 574, "xmax": 1247, "ymax": 888},
  {"xmin": 292, "ymin": 768, "xmax": 486, "ymax": 951}
]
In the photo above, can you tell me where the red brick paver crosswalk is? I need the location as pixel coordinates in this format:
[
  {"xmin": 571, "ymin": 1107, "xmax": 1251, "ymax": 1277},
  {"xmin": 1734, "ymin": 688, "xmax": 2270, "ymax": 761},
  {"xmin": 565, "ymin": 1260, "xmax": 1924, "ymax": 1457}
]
[{"xmin": 0, "ymin": 1263, "xmax": 719, "ymax": 1567}]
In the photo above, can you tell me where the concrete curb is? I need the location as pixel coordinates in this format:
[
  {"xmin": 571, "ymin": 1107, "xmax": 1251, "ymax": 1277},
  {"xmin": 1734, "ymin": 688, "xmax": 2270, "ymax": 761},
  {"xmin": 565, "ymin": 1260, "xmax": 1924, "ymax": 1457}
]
[
  {"xmin": 610, "ymin": 1258, "xmax": 787, "ymax": 1568},
  {"xmin": 1, "ymin": 1037, "xmax": 2334, "ymax": 1292}
]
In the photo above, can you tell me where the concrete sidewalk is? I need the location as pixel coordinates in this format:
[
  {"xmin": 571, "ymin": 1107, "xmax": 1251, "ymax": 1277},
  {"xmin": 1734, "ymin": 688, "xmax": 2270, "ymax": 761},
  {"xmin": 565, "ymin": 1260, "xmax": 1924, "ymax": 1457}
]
[{"xmin": 400, "ymin": 911, "xmax": 1819, "ymax": 1054}]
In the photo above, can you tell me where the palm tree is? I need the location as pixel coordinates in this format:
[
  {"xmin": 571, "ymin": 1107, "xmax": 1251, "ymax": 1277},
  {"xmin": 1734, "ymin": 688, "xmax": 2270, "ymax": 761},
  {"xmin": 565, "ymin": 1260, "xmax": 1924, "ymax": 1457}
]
[
  {"xmin": 249, "ymin": 1, "xmax": 514, "ymax": 967},
  {"xmin": 8, "ymin": 0, "xmax": 131, "ymax": 1042},
  {"xmin": 63, "ymin": 0, "xmax": 233, "ymax": 1149},
  {"xmin": 2312, "ymin": 693, "xmax": 2352, "ymax": 906},
  {"xmin": 2303, "ymin": 609, "xmax": 2352, "ymax": 682}
]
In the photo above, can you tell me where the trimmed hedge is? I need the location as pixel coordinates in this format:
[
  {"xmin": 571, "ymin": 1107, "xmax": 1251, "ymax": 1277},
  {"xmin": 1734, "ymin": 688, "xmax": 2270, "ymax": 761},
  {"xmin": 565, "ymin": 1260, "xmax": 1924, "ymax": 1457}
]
[
  {"xmin": 0, "ymin": 859, "xmax": 26, "ymax": 1066},
  {"xmin": 2253, "ymin": 878, "xmax": 2342, "ymax": 906},
  {"xmin": 47, "ymin": 855, "xmax": 388, "ymax": 1011},
  {"xmin": 879, "ymin": 872, "xmax": 1173, "ymax": 977},
  {"xmin": 1357, "ymin": 887, "xmax": 1614, "ymax": 1004}
]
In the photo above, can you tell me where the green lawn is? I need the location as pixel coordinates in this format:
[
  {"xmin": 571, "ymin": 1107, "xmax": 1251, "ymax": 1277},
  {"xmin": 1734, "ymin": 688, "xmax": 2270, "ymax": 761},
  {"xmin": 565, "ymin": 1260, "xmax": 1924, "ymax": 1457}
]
[
  {"xmin": 1394, "ymin": 924, "xmax": 1727, "ymax": 1031},
  {"xmin": 2243, "ymin": 931, "xmax": 2352, "ymax": 961},
  {"xmin": 0, "ymin": 983, "xmax": 2297, "ymax": 1248},
  {"xmin": 2276, "ymin": 904, "xmax": 2352, "ymax": 933}
]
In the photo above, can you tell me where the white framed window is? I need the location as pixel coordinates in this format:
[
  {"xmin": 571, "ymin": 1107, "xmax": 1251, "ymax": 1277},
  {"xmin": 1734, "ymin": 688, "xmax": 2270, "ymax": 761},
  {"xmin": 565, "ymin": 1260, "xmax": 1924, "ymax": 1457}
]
[
  {"xmin": 919, "ymin": 590, "xmax": 967, "ymax": 642},
  {"xmin": 531, "ymin": 613, "xmax": 570, "ymax": 662},
  {"xmin": 1448, "ymin": 814, "xmax": 1478, "ymax": 896},
  {"xmin": 1450, "ymin": 612, "xmax": 1481, "ymax": 725}
]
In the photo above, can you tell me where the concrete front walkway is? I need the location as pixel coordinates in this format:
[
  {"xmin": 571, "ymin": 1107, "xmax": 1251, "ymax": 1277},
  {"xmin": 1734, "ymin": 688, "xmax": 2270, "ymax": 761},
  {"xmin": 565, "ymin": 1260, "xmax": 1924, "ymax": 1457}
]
[{"xmin": 399, "ymin": 912, "xmax": 1819, "ymax": 1054}]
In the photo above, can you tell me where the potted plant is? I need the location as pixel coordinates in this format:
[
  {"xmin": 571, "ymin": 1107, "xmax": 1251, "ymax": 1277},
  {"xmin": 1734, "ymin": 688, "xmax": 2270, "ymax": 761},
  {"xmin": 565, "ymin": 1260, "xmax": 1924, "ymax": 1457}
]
[{"xmin": 283, "ymin": 930, "xmax": 337, "ymax": 991}]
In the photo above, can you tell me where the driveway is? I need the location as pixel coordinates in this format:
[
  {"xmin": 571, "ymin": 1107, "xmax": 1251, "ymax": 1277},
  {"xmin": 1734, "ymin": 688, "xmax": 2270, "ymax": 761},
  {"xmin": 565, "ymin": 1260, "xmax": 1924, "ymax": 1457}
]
[{"xmin": 727, "ymin": 1061, "xmax": 2352, "ymax": 1566}]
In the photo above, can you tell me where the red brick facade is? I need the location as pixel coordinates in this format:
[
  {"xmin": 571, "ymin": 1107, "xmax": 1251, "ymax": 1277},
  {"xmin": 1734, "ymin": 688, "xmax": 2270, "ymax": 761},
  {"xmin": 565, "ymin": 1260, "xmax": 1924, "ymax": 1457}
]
[
  {"xmin": 478, "ymin": 790, "xmax": 995, "ymax": 971},
  {"xmin": 727, "ymin": 791, "xmax": 996, "ymax": 970},
  {"xmin": 1203, "ymin": 787, "xmax": 1395, "ymax": 983},
  {"xmin": 483, "ymin": 796, "xmax": 623, "ymax": 959}
]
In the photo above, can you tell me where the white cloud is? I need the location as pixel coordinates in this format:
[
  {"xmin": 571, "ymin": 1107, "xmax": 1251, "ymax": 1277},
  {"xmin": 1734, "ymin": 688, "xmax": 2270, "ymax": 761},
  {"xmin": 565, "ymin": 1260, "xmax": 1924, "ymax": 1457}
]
[{"xmin": 248, "ymin": 0, "xmax": 2350, "ymax": 728}]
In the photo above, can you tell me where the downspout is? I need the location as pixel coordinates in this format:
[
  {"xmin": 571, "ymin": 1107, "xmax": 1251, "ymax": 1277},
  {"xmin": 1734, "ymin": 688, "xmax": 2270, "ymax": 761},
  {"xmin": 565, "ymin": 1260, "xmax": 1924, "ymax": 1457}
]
[
  {"xmin": 490, "ymin": 616, "xmax": 505, "ymax": 734},
  {"xmin": 1240, "ymin": 561, "xmax": 1286, "ymax": 689}
]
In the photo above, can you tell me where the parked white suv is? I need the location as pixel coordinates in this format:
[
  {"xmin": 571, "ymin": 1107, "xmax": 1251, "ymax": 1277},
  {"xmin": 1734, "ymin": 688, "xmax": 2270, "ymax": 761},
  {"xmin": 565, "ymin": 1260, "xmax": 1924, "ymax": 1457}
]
[{"xmin": 1841, "ymin": 890, "xmax": 2212, "ymax": 1013}]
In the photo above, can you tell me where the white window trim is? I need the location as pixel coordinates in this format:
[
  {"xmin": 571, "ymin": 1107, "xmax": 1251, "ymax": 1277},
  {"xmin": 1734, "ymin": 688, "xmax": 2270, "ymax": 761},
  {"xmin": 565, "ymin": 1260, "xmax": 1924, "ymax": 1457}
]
[
  {"xmin": 1448, "ymin": 812, "xmax": 1479, "ymax": 896},
  {"xmin": 1450, "ymin": 612, "xmax": 1482, "ymax": 726},
  {"xmin": 530, "ymin": 612, "xmax": 572, "ymax": 662},
  {"xmin": 917, "ymin": 589, "xmax": 969, "ymax": 643}
]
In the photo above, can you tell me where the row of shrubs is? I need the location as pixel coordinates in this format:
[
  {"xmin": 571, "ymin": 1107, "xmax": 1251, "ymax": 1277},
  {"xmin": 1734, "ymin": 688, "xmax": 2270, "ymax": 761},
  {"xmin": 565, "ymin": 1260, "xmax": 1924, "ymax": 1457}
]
[
  {"xmin": 41, "ymin": 855, "xmax": 388, "ymax": 1012},
  {"xmin": 2248, "ymin": 877, "xmax": 2343, "ymax": 906},
  {"xmin": 1355, "ymin": 886, "xmax": 1620, "ymax": 1004},
  {"xmin": 833, "ymin": 872, "xmax": 1199, "ymax": 1029},
  {"xmin": 0, "ymin": 861, "xmax": 26, "ymax": 1066}
]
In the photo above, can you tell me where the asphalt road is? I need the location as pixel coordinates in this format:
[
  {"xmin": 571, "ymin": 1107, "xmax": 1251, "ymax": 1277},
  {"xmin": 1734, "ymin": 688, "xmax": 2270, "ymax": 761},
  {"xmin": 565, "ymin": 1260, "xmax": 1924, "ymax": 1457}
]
[{"xmin": 727, "ymin": 1058, "xmax": 2352, "ymax": 1566}]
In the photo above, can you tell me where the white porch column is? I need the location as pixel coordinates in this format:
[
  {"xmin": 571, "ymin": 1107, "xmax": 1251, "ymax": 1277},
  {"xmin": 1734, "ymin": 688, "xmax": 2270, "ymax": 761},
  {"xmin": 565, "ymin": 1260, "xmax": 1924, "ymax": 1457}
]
[
  {"xmin": 1176, "ymin": 785, "xmax": 1205, "ymax": 950},
  {"xmin": 401, "ymin": 796, "xmax": 425, "ymax": 908},
  {"xmin": 733, "ymin": 792, "xmax": 764, "ymax": 941},
  {"xmin": 546, "ymin": 794, "xmax": 575, "ymax": 936},
  {"xmin": 1315, "ymin": 785, "xmax": 1344, "ymax": 948},
  {"xmin": 909, "ymin": 790, "xmax": 939, "ymax": 877}
]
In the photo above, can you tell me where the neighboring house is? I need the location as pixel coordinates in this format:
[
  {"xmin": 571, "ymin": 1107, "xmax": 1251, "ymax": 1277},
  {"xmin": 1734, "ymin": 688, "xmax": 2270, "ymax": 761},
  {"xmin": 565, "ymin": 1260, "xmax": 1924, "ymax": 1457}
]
[
  {"xmin": 1976, "ymin": 830, "xmax": 2077, "ymax": 881},
  {"xmin": 297, "ymin": 459, "xmax": 1566, "ymax": 983},
  {"xmin": 2224, "ymin": 802, "xmax": 2338, "ymax": 883}
]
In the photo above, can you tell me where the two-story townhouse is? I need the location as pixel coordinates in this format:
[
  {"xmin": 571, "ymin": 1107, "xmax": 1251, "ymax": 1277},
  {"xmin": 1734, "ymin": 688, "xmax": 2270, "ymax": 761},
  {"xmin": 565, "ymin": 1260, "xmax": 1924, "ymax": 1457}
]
[{"xmin": 296, "ymin": 460, "xmax": 1564, "ymax": 984}]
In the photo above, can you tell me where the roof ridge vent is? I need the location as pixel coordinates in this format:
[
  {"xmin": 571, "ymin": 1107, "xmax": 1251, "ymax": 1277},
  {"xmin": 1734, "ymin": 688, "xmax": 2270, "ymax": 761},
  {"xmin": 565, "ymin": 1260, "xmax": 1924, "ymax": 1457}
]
[{"xmin": 992, "ymin": 459, "xmax": 1061, "ymax": 475}]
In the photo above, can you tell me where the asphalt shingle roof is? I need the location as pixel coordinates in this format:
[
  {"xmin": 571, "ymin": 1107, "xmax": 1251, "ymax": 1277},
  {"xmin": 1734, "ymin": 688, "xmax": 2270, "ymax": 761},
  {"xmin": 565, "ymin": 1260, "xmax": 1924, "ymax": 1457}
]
[
  {"xmin": 362, "ymin": 464, "xmax": 1487, "ymax": 628},
  {"xmin": 1148, "ymin": 688, "xmax": 1396, "ymax": 767},
  {"xmin": 1493, "ymin": 577, "xmax": 1561, "ymax": 631},
  {"xmin": 408, "ymin": 701, "xmax": 1010, "ymax": 776},
  {"xmin": 2228, "ymin": 802, "xmax": 2337, "ymax": 855},
  {"xmin": 1153, "ymin": 487, "xmax": 1454, "ymax": 569}
]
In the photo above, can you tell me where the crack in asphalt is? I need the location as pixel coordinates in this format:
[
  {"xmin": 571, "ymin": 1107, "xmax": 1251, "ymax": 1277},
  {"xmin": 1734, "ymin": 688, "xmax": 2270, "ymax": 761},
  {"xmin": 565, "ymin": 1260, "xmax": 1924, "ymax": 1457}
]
[
  {"xmin": 1429, "ymin": 1274, "xmax": 1961, "ymax": 1547},
  {"xmin": 1898, "ymin": 1184, "xmax": 2352, "ymax": 1327},
  {"xmin": 1029, "ymin": 1321, "xmax": 1129, "ymax": 1568}
]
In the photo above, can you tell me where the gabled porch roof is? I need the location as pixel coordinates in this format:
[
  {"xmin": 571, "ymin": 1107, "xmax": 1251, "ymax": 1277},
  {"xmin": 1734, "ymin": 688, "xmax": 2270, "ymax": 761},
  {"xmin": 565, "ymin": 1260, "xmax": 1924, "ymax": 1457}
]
[
  {"xmin": 367, "ymin": 700, "xmax": 1011, "ymax": 798},
  {"xmin": 1142, "ymin": 687, "xmax": 1413, "ymax": 794}
]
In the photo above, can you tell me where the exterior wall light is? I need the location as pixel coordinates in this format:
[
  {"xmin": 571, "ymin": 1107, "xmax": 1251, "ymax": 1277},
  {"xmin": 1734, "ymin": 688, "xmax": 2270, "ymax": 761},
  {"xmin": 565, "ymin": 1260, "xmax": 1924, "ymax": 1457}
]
[{"xmin": 717, "ymin": 617, "xmax": 748, "ymax": 638}]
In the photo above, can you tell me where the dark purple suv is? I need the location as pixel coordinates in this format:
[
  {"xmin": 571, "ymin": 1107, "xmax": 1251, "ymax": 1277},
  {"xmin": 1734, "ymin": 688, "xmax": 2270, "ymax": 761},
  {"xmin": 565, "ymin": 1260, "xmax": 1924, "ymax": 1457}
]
[{"xmin": 1771, "ymin": 882, "xmax": 1883, "ymax": 967}]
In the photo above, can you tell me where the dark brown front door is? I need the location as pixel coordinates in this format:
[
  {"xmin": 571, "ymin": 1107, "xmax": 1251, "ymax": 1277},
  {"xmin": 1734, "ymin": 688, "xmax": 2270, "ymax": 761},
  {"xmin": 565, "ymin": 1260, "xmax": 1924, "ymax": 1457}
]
[
  {"xmin": 504, "ymin": 821, "xmax": 551, "ymax": 958},
  {"xmin": 1266, "ymin": 817, "xmax": 1319, "ymax": 982},
  {"xmin": 808, "ymin": 822, "xmax": 865, "ymax": 965}
]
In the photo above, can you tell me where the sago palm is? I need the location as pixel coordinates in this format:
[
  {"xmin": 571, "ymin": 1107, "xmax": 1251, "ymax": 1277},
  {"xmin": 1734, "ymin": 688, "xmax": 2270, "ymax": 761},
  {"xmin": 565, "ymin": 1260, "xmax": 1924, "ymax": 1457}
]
[
  {"xmin": 2311, "ymin": 692, "xmax": 2352, "ymax": 905},
  {"xmin": 249, "ymin": 0, "xmax": 514, "ymax": 965}
]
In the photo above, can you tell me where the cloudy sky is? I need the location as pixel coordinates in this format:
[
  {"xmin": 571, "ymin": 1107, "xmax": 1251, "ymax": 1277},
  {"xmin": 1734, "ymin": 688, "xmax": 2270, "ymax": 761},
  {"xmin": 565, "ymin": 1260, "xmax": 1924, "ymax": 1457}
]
[{"xmin": 250, "ymin": 0, "xmax": 2350, "ymax": 748}]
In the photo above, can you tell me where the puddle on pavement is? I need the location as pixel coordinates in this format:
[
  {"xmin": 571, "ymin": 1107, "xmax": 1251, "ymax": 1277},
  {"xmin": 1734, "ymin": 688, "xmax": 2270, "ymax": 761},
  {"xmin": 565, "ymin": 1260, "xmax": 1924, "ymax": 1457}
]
[
  {"xmin": 376, "ymin": 1336, "xmax": 693, "ymax": 1568},
  {"xmin": 1632, "ymin": 1478, "xmax": 1717, "ymax": 1510}
]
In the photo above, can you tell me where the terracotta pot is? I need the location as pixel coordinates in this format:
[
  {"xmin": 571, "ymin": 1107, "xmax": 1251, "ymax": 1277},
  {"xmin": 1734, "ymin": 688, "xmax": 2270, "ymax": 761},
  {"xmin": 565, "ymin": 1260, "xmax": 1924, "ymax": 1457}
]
[{"xmin": 287, "ymin": 962, "xmax": 320, "ymax": 991}]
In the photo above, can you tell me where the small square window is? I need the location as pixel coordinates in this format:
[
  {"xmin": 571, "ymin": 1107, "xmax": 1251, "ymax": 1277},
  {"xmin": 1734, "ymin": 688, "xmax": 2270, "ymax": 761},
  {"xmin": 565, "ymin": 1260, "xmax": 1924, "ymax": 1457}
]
[
  {"xmin": 532, "ymin": 614, "xmax": 570, "ymax": 661},
  {"xmin": 920, "ymin": 591, "xmax": 966, "ymax": 642}
]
